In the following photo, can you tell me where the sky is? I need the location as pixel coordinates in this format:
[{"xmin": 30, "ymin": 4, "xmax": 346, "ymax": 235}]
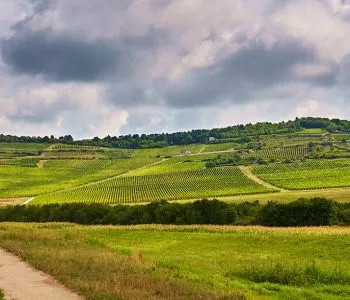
[{"xmin": 0, "ymin": 0, "xmax": 350, "ymax": 139}]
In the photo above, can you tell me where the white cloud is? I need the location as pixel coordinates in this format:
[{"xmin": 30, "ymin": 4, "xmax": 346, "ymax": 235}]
[
  {"xmin": 293, "ymin": 99, "xmax": 344, "ymax": 119},
  {"xmin": 0, "ymin": 0, "xmax": 30, "ymax": 38},
  {"xmin": 293, "ymin": 63, "xmax": 331, "ymax": 78},
  {"xmin": 88, "ymin": 109, "xmax": 128, "ymax": 137},
  {"xmin": 272, "ymin": 0, "xmax": 350, "ymax": 61}
]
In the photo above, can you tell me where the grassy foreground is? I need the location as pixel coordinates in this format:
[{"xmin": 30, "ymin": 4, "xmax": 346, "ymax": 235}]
[{"xmin": 0, "ymin": 224, "xmax": 349, "ymax": 299}]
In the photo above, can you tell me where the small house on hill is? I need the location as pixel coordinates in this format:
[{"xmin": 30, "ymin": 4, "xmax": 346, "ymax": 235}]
[{"xmin": 180, "ymin": 150, "xmax": 191, "ymax": 155}]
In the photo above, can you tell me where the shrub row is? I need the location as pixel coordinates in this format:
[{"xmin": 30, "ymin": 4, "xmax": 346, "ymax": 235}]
[{"xmin": 0, "ymin": 198, "xmax": 349, "ymax": 226}]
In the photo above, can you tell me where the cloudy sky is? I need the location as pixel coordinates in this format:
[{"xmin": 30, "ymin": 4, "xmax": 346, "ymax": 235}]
[{"xmin": 0, "ymin": 0, "xmax": 350, "ymax": 138}]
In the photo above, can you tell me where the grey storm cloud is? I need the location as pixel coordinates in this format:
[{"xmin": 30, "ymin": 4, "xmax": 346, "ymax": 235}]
[
  {"xmin": 1, "ymin": 30, "xmax": 120, "ymax": 82},
  {"xmin": 164, "ymin": 37, "xmax": 316, "ymax": 108},
  {"xmin": 1, "ymin": 21, "xmax": 167, "ymax": 82}
]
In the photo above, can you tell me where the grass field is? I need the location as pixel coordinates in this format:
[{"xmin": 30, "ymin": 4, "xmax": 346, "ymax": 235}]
[
  {"xmin": 215, "ymin": 187, "xmax": 350, "ymax": 204},
  {"xmin": 253, "ymin": 159, "xmax": 350, "ymax": 190},
  {"xmin": 300, "ymin": 128, "xmax": 325, "ymax": 134},
  {"xmin": 0, "ymin": 223, "xmax": 349, "ymax": 299},
  {"xmin": 125, "ymin": 160, "xmax": 205, "ymax": 176},
  {"xmin": 134, "ymin": 144, "xmax": 204, "ymax": 157},
  {"xmin": 0, "ymin": 142, "xmax": 48, "ymax": 151},
  {"xmin": 200, "ymin": 142, "xmax": 238, "ymax": 152},
  {"xmin": 125, "ymin": 154, "xmax": 218, "ymax": 176}
]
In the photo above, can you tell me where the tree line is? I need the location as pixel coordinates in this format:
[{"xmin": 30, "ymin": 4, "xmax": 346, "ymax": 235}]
[
  {"xmin": 1, "ymin": 198, "xmax": 349, "ymax": 226},
  {"xmin": 1, "ymin": 117, "xmax": 350, "ymax": 149}
]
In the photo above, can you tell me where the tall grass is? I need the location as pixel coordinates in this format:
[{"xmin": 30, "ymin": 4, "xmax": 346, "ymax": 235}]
[
  {"xmin": 1, "ymin": 223, "xmax": 349, "ymax": 299},
  {"xmin": 0, "ymin": 224, "xmax": 240, "ymax": 300},
  {"xmin": 226, "ymin": 262, "xmax": 350, "ymax": 286}
]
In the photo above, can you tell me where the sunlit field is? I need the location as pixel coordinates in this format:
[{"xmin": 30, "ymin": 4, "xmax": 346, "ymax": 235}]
[{"xmin": 0, "ymin": 223, "xmax": 349, "ymax": 299}]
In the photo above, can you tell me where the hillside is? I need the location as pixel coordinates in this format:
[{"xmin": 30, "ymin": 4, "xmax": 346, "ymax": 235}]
[
  {"xmin": 0, "ymin": 117, "xmax": 350, "ymax": 205},
  {"xmin": 1, "ymin": 117, "xmax": 350, "ymax": 300}
]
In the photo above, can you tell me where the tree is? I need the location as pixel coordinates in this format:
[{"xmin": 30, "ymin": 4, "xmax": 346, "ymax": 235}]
[{"xmin": 205, "ymin": 161, "xmax": 216, "ymax": 168}]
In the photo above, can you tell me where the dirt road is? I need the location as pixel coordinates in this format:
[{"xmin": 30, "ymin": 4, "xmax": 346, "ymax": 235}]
[
  {"xmin": 0, "ymin": 248, "xmax": 83, "ymax": 300},
  {"xmin": 239, "ymin": 165, "xmax": 286, "ymax": 191}
]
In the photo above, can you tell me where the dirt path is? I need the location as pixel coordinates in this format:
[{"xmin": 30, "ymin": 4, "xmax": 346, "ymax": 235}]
[
  {"xmin": 22, "ymin": 197, "xmax": 35, "ymax": 205},
  {"xmin": 36, "ymin": 160, "xmax": 47, "ymax": 168},
  {"xmin": 198, "ymin": 145, "xmax": 206, "ymax": 153},
  {"xmin": 0, "ymin": 198, "xmax": 26, "ymax": 207},
  {"xmin": 0, "ymin": 248, "xmax": 83, "ymax": 300},
  {"xmin": 239, "ymin": 165, "xmax": 286, "ymax": 191}
]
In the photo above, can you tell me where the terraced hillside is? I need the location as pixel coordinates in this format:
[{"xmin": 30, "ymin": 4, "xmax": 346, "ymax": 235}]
[{"xmin": 1, "ymin": 122, "xmax": 350, "ymax": 205}]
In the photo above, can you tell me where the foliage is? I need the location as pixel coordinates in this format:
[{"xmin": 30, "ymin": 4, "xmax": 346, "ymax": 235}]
[
  {"xmin": 259, "ymin": 198, "xmax": 343, "ymax": 226},
  {"xmin": 1, "ymin": 198, "xmax": 349, "ymax": 226},
  {"xmin": 1, "ymin": 117, "xmax": 350, "ymax": 149}
]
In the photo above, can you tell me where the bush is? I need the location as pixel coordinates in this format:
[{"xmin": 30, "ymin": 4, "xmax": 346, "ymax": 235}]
[
  {"xmin": 259, "ymin": 198, "xmax": 339, "ymax": 226},
  {"xmin": 0, "ymin": 198, "xmax": 348, "ymax": 226},
  {"xmin": 205, "ymin": 161, "xmax": 216, "ymax": 168}
]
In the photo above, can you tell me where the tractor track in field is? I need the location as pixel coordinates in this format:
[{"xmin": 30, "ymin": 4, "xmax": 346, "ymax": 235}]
[{"xmin": 0, "ymin": 248, "xmax": 82, "ymax": 300}]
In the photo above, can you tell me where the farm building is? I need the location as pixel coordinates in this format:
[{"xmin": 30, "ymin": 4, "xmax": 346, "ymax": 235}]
[{"xmin": 179, "ymin": 150, "xmax": 191, "ymax": 155}]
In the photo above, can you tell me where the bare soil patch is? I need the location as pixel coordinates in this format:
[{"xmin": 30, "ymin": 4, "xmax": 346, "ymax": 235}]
[{"xmin": 0, "ymin": 248, "xmax": 82, "ymax": 300}]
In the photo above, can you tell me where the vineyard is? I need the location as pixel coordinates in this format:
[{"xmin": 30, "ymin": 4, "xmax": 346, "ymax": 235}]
[
  {"xmin": 260, "ymin": 134, "xmax": 322, "ymax": 147},
  {"xmin": 253, "ymin": 159, "xmax": 350, "ymax": 190},
  {"xmin": 42, "ymin": 151, "xmax": 99, "ymax": 159},
  {"xmin": 0, "ymin": 157, "xmax": 161, "ymax": 198},
  {"xmin": 32, "ymin": 167, "xmax": 274, "ymax": 205},
  {"xmin": 50, "ymin": 144, "xmax": 103, "ymax": 151},
  {"xmin": 1, "ymin": 129, "xmax": 350, "ymax": 205},
  {"xmin": 243, "ymin": 146, "xmax": 308, "ymax": 161}
]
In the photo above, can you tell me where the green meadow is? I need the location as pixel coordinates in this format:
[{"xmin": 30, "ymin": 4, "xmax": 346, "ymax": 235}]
[{"xmin": 0, "ymin": 223, "xmax": 349, "ymax": 299}]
